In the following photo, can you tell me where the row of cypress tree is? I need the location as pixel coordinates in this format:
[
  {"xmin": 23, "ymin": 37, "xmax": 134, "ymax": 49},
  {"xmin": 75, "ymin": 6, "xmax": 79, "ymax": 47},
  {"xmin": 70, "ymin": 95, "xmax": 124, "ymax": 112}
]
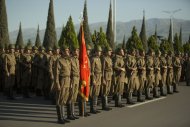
[{"xmin": 0, "ymin": 0, "xmax": 190, "ymax": 54}]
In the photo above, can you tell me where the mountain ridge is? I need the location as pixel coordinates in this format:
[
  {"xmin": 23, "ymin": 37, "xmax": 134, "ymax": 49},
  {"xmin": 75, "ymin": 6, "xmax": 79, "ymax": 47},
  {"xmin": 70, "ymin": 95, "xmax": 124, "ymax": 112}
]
[{"xmin": 9, "ymin": 18, "xmax": 190, "ymax": 45}]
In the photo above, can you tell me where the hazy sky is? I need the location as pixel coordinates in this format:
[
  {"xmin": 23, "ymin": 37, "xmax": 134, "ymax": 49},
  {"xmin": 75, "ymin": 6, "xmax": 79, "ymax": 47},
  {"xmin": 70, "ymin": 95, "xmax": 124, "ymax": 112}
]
[{"xmin": 6, "ymin": 0, "xmax": 190, "ymax": 31}]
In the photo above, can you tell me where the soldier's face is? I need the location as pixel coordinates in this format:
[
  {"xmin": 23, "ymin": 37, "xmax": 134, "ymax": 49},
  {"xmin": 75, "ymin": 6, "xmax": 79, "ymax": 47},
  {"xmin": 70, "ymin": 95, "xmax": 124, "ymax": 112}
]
[
  {"xmin": 120, "ymin": 49, "xmax": 124, "ymax": 56},
  {"xmin": 33, "ymin": 50, "xmax": 38, "ymax": 53},
  {"xmin": 75, "ymin": 49, "xmax": 79, "ymax": 57},
  {"xmin": 10, "ymin": 49, "xmax": 15, "ymax": 53},
  {"xmin": 87, "ymin": 50, "xmax": 91, "ymax": 55},
  {"xmin": 131, "ymin": 51, "xmax": 135, "ymax": 56},
  {"xmin": 56, "ymin": 49, "xmax": 60, "ymax": 54},
  {"xmin": 141, "ymin": 52, "xmax": 145, "ymax": 56},
  {"xmin": 108, "ymin": 51, "xmax": 112, "ymax": 56},
  {"xmin": 96, "ymin": 51, "xmax": 101, "ymax": 56},
  {"xmin": 20, "ymin": 49, "xmax": 24, "ymax": 53},
  {"xmin": 65, "ymin": 49, "xmax": 70, "ymax": 56},
  {"xmin": 0, "ymin": 49, "xmax": 5, "ymax": 53},
  {"xmin": 27, "ymin": 50, "xmax": 31, "ymax": 54},
  {"xmin": 48, "ymin": 51, "xmax": 52, "ymax": 55},
  {"xmin": 16, "ymin": 49, "xmax": 19, "ymax": 53}
]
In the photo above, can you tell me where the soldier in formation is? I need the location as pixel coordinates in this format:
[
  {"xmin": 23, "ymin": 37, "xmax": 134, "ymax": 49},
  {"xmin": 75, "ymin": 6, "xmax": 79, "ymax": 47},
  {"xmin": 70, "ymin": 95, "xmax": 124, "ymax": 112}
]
[{"xmin": 1, "ymin": 42, "xmax": 190, "ymax": 124}]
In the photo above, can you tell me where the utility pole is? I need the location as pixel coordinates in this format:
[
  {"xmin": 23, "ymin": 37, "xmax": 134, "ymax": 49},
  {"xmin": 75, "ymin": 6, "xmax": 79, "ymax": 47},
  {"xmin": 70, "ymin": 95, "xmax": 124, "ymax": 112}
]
[
  {"xmin": 112, "ymin": 0, "xmax": 116, "ymax": 43},
  {"xmin": 163, "ymin": 9, "xmax": 182, "ymax": 42}
]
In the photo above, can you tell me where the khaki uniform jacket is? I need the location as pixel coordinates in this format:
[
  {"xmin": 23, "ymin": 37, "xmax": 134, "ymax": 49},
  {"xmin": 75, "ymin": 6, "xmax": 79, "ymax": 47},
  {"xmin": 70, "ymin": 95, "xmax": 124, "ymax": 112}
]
[
  {"xmin": 102, "ymin": 56, "xmax": 113, "ymax": 83},
  {"xmin": 91, "ymin": 56, "xmax": 102, "ymax": 86},
  {"xmin": 55, "ymin": 56, "xmax": 71, "ymax": 89},
  {"xmin": 4, "ymin": 53, "xmax": 16, "ymax": 75},
  {"xmin": 114, "ymin": 55, "xmax": 125, "ymax": 83}
]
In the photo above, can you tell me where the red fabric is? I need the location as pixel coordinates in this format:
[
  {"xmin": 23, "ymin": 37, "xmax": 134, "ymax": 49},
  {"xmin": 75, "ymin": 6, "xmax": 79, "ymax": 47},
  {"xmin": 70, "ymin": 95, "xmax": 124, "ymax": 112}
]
[{"xmin": 79, "ymin": 25, "xmax": 90, "ymax": 101}]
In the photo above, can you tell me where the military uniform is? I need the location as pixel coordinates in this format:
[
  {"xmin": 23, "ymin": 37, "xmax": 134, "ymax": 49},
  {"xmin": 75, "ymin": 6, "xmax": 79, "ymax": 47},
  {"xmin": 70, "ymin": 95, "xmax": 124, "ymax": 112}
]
[
  {"xmin": 49, "ymin": 47, "xmax": 60, "ymax": 104},
  {"xmin": 0, "ymin": 46, "xmax": 6, "ymax": 92},
  {"xmin": 166, "ymin": 52, "xmax": 173, "ymax": 94},
  {"xmin": 54, "ymin": 47, "xmax": 71, "ymax": 124},
  {"xmin": 173, "ymin": 52, "xmax": 181, "ymax": 92},
  {"xmin": 126, "ymin": 49, "xmax": 138, "ymax": 104},
  {"xmin": 43, "ymin": 47, "xmax": 53, "ymax": 99},
  {"xmin": 154, "ymin": 50, "xmax": 161, "ymax": 97},
  {"xmin": 113, "ymin": 48, "xmax": 126, "ymax": 106},
  {"xmin": 145, "ymin": 50, "xmax": 155, "ymax": 100},
  {"xmin": 90, "ymin": 46, "xmax": 102, "ymax": 113},
  {"xmin": 4, "ymin": 44, "xmax": 16, "ymax": 99},
  {"xmin": 14, "ymin": 47, "xmax": 21, "ymax": 93},
  {"xmin": 36, "ymin": 46, "xmax": 46, "ymax": 96},
  {"xmin": 186, "ymin": 54, "xmax": 190, "ymax": 86},
  {"xmin": 67, "ymin": 50, "xmax": 80, "ymax": 119},
  {"xmin": 137, "ymin": 51, "xmax": 146, "ymax": 102},
  {"xmin": 160, "ymin": 52, "xmax": 168, "ymax": 96},
  {"xmin": 101, "ymin": 47, "xmax": 113, "ymax": 110},
  {"xmin": 20, "ymin": 46, "xmax": 32, "ymax": 97},
  {"xmin": 30, "ymin": 46, "xmax": 38, "ymax": 91}
]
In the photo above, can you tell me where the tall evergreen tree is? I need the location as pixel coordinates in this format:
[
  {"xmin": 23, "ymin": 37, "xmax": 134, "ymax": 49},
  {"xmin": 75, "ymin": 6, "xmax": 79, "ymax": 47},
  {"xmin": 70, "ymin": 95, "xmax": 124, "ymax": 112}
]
[
  {"xmin": 27, "ymin": 39, "xmax": 32, "ymax": 47},
  {"xmin": 139, "ymin": 10, "xmax": 147, "ymax": 52},
  {"xmin": 35, "ymin": 25, "xmax": 41, "ymax": 48},
  {"xmin": 168, "ymin": 19, "xmax": 173, "ymax": 51},
  {"xmin": 154, "ymin": 24, "xmax": 158, "ymax": 43},
  {"xmin": 15, "ymin": 22, "xmax": 24, "ymax": 47},
  {"xmin": 122, "ymin": 35, "xmax": 126, "ymax": 49},
  {"xmin": 126, "ymin": 26, "xmax": 143, "ymax": 51},
  {"xmin": 173, "ymin": 33, "xmax": 183, "ymax": 52},
  {"xmin": 43, "ymin": 0, "xmax": 57, "ymax": 49},
  {"xmin": 179, "ymin": 25, "xmax": 182, "ymax": 45},
  {"xmin": 147, "ymin": 35, "xmax": 159, "ymax": 51},
  {"xmin": 58, "ymin": 16, "xmax": 78, "ymax": 50},
  {"xmin": 91, "ymin": 30, "xmax": 97, "ymax": 44},
  {"xmin": 83, "ymin": 0, "xmax": 92, "ymax": 46},
  {"xmin": 0, "ymin": 0, "xmax": 10, "ymax": 47},
  {"xmin": 59, "ymin": 25, "xmax": 65, "ymax": 47},
  {"xmin": 160, "ymin": 39, "xmax": 171, "ymax": 53},
  {"xmin": 106, "ymin": 1, "xmax": 115, "ymax": 50},
  {"xmin": 183, "ymin": 36, "xmax": 190, "ymax": 54},
  {"xmin": 91, "ymin": 27, "xmax": 109, "ymax": 49}
]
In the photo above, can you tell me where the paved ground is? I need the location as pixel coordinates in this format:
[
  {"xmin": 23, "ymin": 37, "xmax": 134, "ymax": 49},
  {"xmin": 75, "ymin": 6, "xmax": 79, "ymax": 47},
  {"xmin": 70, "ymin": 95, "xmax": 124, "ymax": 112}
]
[{"xmin": 0, "ymin": 82, "xmax": 190, "ymax": 127}]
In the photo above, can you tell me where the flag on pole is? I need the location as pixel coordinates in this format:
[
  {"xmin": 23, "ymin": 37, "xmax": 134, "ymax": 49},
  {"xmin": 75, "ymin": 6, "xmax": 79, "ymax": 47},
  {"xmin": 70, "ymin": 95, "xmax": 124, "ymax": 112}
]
[{"xmin": 79, "ymin": 23, "xmax": 90, "ymax": 101}]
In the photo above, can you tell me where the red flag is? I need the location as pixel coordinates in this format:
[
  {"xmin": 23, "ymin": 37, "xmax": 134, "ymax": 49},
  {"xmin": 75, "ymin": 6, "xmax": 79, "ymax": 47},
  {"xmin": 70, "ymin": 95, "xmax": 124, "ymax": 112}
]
[{"xmin": 79, "ymin": 24, "xmax": 90, "ymax": 101}]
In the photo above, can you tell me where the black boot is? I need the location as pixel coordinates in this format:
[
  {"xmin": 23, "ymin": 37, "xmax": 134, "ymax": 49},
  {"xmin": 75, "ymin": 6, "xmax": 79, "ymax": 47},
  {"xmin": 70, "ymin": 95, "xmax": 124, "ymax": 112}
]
[
  {"xmin": 173, "ymin": 83, "xmax": 179, "ymax": 93},
  {"xmin": 60, "ymin": 106, "xmax": 70, "ymax": 123},
  {"xmin": 84, "ymin": 101, "xmax": 90, "ymax": 117},
  {"xmin": 160, "ymin": 85, "xmax": 167, "ymax": 96},
  {"xmin": 137, "ymin": 91, "xmax": 144, "ymax": 102},
  {"xmin": 117, "ymin": 94, "xmax": 124, "ymax": 107},
  {"xmin": 102, "ymin": 96, "xmax": 112, "ymax": 111},
  {"xmin": 90, "ymin": 97, "xmax": 96, "ymax": 114},
  {"xmin": 67, "ymin": 103, "xmax": 75, "ymax": 120},
  {"xmin": 71, "ymin": 103, "xmax": 79, "ymax": 119},
  {"xmin": 78, "ymin": 98, "xmax": 83, "ymax": 116},
  {"xmin": 167, "ymin": 85, "xmax": 173, "ymax": 94},
  {"xmin": 114, "ymin": 94, "xmax": 119, "ymax": 107},
  {"xmin": 145, "ymin": 88, "xmax": 153, "ymax": 100},
  {"xmin": 94, "ymin": 96, "xmax": 101, "ymax": 113},
  {"xmin": 90, "ymin": 96, "xmax": 100, "ymax": 114},
  {"xmin": 153, "ymin": 87, "xmax": 160, "ymax": 98},
  {"xmin": 127, "ymin": 92, "xmax": 135, "ymax": 105},
  {"xmin": 56, "ymin": 106, "xmax": 65, "ymax": 124}
]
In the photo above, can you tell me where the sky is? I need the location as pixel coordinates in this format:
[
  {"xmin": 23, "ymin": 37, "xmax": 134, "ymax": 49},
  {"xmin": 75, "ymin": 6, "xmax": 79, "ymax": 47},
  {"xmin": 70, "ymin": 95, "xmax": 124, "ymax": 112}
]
[{"xmin": 6, "ymin": 0, "xmax": 190, "ymax": 31}]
